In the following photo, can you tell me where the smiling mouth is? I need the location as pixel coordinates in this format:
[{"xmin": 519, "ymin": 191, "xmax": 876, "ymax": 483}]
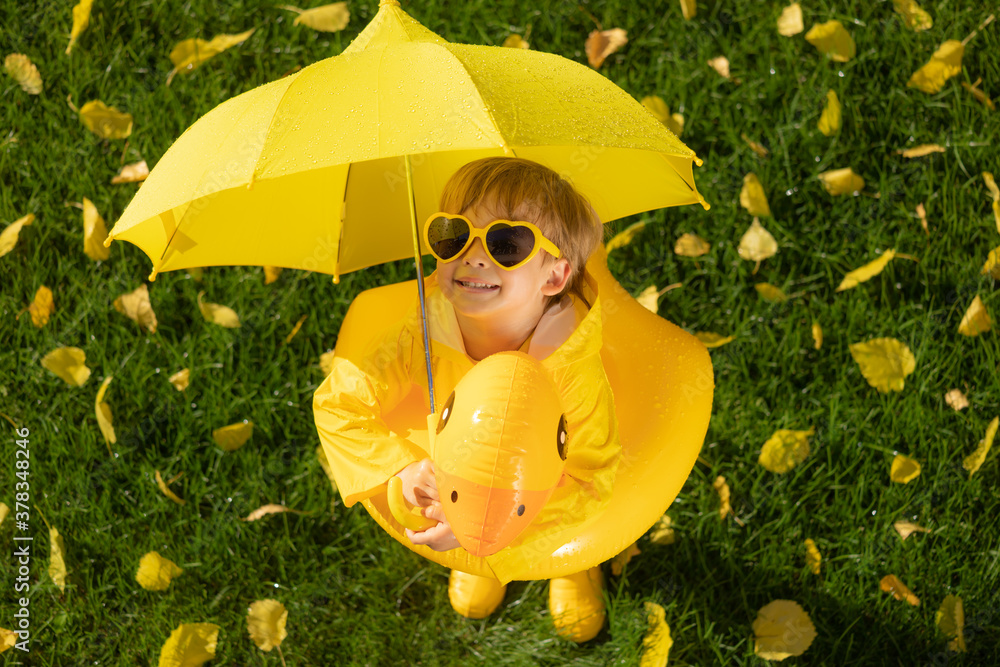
[{"xmin": 456, "ymin": 279, "xmax": 499, "ymax": 290}]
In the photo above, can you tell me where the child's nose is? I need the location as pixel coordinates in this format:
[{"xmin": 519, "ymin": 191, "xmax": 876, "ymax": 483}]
[{"xmin": 462, "ymin": 238, "xmax": 490, "ymax": 266}]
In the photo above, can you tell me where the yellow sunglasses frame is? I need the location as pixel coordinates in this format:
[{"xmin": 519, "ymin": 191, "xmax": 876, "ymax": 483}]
[{"xmin": 422, "ymin": 212, "xmax": 562, "ymax": 271}]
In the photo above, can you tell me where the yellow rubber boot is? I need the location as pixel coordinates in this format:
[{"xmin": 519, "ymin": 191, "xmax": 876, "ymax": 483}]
[
  {"xmin": 548, "ymin": 566, "xmax": 606, "ymax": 642},
  {"xmin": 448, "ymin": 569, "xmax": 507, "ymax": 619}
]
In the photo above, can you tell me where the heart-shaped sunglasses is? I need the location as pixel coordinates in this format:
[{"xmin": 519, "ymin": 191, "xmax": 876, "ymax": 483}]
[{"xmin": 423, "ymin": 213, "xmax": 562, "ymax": 271}]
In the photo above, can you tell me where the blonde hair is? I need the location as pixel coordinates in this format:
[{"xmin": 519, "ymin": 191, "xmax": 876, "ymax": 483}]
[{"xmin": 439, "ymin": 157, "xmax": 604, "ymax": 303}]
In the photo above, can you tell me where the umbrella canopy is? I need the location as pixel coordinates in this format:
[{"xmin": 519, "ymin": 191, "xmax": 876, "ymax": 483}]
[{"xmin": 106, "ymin": 0, "xmax": 705, "ymax": 281}]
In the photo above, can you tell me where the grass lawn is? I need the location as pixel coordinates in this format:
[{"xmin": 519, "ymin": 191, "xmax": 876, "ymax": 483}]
[{"xmin": 2, "ymin": 0, "xmax": 999, "ymax": 664}]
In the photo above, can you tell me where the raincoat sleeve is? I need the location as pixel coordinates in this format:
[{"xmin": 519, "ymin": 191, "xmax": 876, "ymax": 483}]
[
  {"xmin": 313, "ymin": 321, "xmax": 428, "ymax": 506},
  {"xmin": 511, "ymin": 353, "xmax": 620, "ymax": 561}
]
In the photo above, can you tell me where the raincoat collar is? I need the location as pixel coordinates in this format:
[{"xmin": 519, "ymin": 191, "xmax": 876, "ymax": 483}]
[{"xmin": 403, "ymin": 269, "xmax": 604, "ymax": 369}]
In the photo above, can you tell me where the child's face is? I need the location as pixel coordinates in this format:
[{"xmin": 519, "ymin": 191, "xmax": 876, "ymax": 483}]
[{"xmin": 436, "ymin": 201, "xmax": 571, "ymax": 324}]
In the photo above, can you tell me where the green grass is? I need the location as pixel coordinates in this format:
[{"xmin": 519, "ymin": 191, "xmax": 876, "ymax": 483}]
[{"xmin": 2, "ymin": 0, "xmax": 999, "ymax": 664}]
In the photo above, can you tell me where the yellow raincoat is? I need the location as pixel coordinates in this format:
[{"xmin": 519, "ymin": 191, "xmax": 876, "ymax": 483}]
[{"xmin": 314, "ymin": 268, "xmax": 620, "ymax": 578}]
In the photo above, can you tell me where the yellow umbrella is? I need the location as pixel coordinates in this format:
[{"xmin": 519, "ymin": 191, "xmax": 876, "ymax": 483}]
[{"xmin": 105, "ymin": 0, "xmax": 706, "ymax": 283}]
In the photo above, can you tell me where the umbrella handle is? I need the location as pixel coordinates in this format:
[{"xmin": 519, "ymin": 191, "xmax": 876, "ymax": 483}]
[{"xmin": 405, "ymin": 154, "xmax": 436, "ymax": 413}]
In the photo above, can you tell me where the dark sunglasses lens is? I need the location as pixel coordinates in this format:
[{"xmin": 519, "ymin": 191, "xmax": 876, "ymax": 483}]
[
  {"xmin": 486, "ymin": 224, "xmax": 535, "ymax": 267},
  {"xmin": 427, "ymin": 216, "xmax": 470, "ymax": 260}
]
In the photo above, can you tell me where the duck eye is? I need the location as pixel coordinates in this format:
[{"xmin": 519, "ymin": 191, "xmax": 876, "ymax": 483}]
[
  {"xmin": 556, "ymin": 415, "xmax": 568, "ymax": 460},
  {"xmin": 451, "ymin": 490, "xmax": 458, "ymax": 503},
  {"xmin": 437, "ymin": 392, "xmax": 456, "ymax": 434},
  {"xmin": 517, "ymin": 504, "xmax": 525, "ymax": 516}
]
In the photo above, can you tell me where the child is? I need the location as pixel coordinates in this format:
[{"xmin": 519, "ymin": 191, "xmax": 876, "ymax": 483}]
[{"xmin": 313, "ymin": 157, "xmax": 620, "ymax": 641}]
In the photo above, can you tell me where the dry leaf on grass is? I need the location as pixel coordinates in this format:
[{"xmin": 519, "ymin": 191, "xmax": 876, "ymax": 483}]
[
  {"xmin": 169, "ymin": 368, "xmax": 190, "ymax": 391},
  {"xmin": 836, "ymin": 250, "xmax": 896, "ymax": 292},
  {"xmin": 114, "ymin": 284, "xmax": 158, "ymax": 333},
  {"xmin": 157, "ymin": 623, "xmax": 219, "ymax": 666},
  {"xmin": 759, "ymin": 428, "xmax": 814, "ymax": 473},
  {"xmin": 248, "ymin": 599, "xmax": 288, "ymax": 652},
  {"xmin": 28, "ymin": 286, "xmax": 55, "ymax": 328},
  {"xmin": 849, "ymin": 338, "xmax": 915, "ymax": 393},
  {"xmin": 713, "ymin": 476, "xmax": 732, "ymax": 521},
  {"xmin": 66, "ymin": 0, "xmax": 94, "ymax": 54},
  {"xmin": 740, "ymin": 174, "xmax": 771, "ymax": 217},
  {"xmin": 197, "ymin": 291, "xmax": 241, "ymax": 328},
  {"xmin": 585, "ymin": 28, "xmax": 627, "ymax": 69},
  {"xmin": 136, "ymin": 551, "xmax": 183, "ymax": 591},
  {"xmin": 82, "ymin": 198, "xmax": 110, "ymax": 260},
  {"xmin": 0, "ymin": 213, "xmax": 35, "ymax": 258},
  {"xmin": 805, "ymin": 20, "xmax": 855, "ymax": 62},
  {"xmin": 890, "ymin": 454, "xmax": 921, "ymax": 484},
  {"xmin": 936, "ymin": 595, "xmax": 966, "ymax": 652},
  {"xmin": 695, "ymin": 332, "xmax": 734, "ymax": 348},
  {"xmin": 752, "ymin": 600, "xmax": 816, "ymax": 660},
  {"xmin": 755, "ymin": 283, "xmax": 788, "ymax": 303},
  {"xmin": 280, "ymin": 3, "xmax": 350, "ymax": 32},
  {"xmin": 41, "ymin": 347, "xmax": 91, "ymax": 386},
  {"xmin": 675, "ymin": 232, "xmax": 710, "ymax": 257},
  {"xmin": 605, "ymin": 220, "xmax": 646, "ymax": 253},
  {"xmin": 777, "ymin": 3, "xmax": 803, "ymax": 36},
  {"xmin": 804, "ymin": 539, "xmax": 821, "ymax": 575},
  {"xmin": 213, "ymin": 421, "xmax": 254, "ymax": 452},
  {"xmin": 168, "ymin": 29, "xmax": 256, "ymax": 85},
  {"xmin": 95, "ymin": 376, "xmax": 116, "ymax": 454},
  {"xmin": 881, "ymin": 574, "xmax": 920, "ymax": 605},
  {"xmin": 155, "ymin": 470, "xmax": 186, "ymax": 505},
  {"xmin": 893, "ymin": 0, "xmax": 933, "ymax": 31},
  {"xmin": 111, "ymin": 161, "xmax": 149, "ymax": 184},
  {"xmin": 4, "ymin": 54, "xmax": 43, "ymax": 94},
  {"xmin": 818, "ymin": 167, "xmax": 864, "ymax": 195},
  {"xmin": 957, "ymin": 295, "xmax": 992, "ymax": 337},
  {"xmin": 944, "ymin": 389, "xmax": 969, "ymax": 411},
  {"xmin": 812, "ymin": 321, "xmax": 823, "ymax": 350},
  {"xmin": 893, "ymin": 520, "xmax": 930, "ymax": 540},
  {"xmin": 963, "ymin": 416, "xmax": 999, "ymax": 476},
  {"xmin": 818, "ymin": 90, "xmax": 841, "ymax": 136},
  {"xmin": 641, "ymin": 602, "xmax": 673, "ymax": 666},
  {"xmin": 611, "ymin": 542, "xmax": 641, "ymax": 576},
  {"xmin": 897, "ymin": 144, "xmax": 945, "ymax": 158},
  {"xmin": 79, "ymin": 101, "xmax": 133, "ymax": 140}
]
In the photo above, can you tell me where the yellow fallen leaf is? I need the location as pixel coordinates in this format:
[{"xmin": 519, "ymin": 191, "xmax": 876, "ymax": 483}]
[
  {"xmin": 713, "ymin": 475, "xmax": 731, "ymax": 521},
  {"xmin": 777, "ymin": 3, "xmax": 803, "ymax": 37},
  {"xmin": 741, "ymin": 134, "xmax": 769, "ymax": 158},
  {"xmin": 739, "ymin": 173, "xmax": 771, "ymax": 217},
  {"xmin": 755, "ymin": 283, "xmax": 788, "ymax": 303},
  {"xmin": 264, "ymin": 266, "xmax": 283, "ymax": 285},
  {"xmin": 502, "ymin": 34, "xmax": 530, "ymax": 49},
  {"xmin": 984, "ymin": 172, "xmax": 1000, "ymax": 235},
  {"xmin": 804, "ymin": 539, "xmax": 821, "ymax": 575},
  {"xmin": 214, "ymin": 421, "xmax": 254, "ymax": 452},
  {"xmin": 640, "ymin": 96, "xmax": 683, "ymax": 137},
  {"xmin": 679, "ymin": 0, "xmax": 696, "ymax": 20},
  {"xmin": 155, "ymin": 470, "xmax": 186, "ymax": 505},
  {"xmin": 284, "ymin": 315, "xmax": 307, "ymax": 345},
  {"xmin": 957, "ymin": 295, "xmax": 992, "ymax": 337},
  {"xmin": 812, "ymin": 321, "xmax": 823, "ymax": 350},
  {"xmin": 917, "ymin": 202, "xmax": 929, "ymax": 235},
  {"xmin": 962, "ymin": 79, "xmax": 995, "ymax": 110},
  {"xmin": 95, "ymin": 375, "xmax": 116, "ymax": 452},
  {"xmin": 0, "ymin": 502, "xmax": 8, "ymax": 527},
  {"xmin": 197, "ymin": 291, "xmax": 241, "ymax": 328},
  {"xmin": 243, "ymin": 504, "xmax": 307, "ymax": 521},
  {"xmin": 738, "ymin": 218, "xmax": 778, "ymax": 265},
  {"xmin": 707, "ymin": 56, "xmax": 729, "ymax": 78},
  {"xmin": 908, "ymin": 40, "xmax": 964, "ymax": 94},
  {"xmin": 169, "ymin": 368, "xmax": 190, "ymax": 391},
  {"xmin": 248, "ymin": 599, "xmax": 288, "ymax": 652},
  {"xmin": 640, "ymin": 601, "xmax": 673, "ymax": 667},
  {"xmin": 611, "ymin": 542, "xmax": 641, "ymax": 576},
  {"xmin": 836, "ymin": 249, "xmax": 896, "ymax": 292},
  {"xmin": 893, "ymin": 520, "xmax": 930, "ymax": 540},
  {"xmin": 649, "ymin": 513, "xmax": 675, "ymax": 545},
  {"xmin": 695, "ymin": 332, "xmax": 734, "ymax": 348},
  {"xmin": 114, "ymin": 284, "xmax": 158, "ymax": 333},
  {"xmin": 79, "ymin": 100, "xmax": 133, "ymax": 140},
  {"xmin": 805, "ymin": 20, "xmax": 856, "ymax": 62},
  {"xmin": 759, "ymin": 428, "xmax": 814, "ymax": 473},
  {"xmin": 320, "ymin": 350, "xmax": 336, "ymax": 376},
  {"xmin": 752, "ymin": 600, "xmax": 816, "ymax": 660},
  {"xmin": 944, "ymin": 389, "xmax": 969, "ymax": 411},
  {"xmin": 849, "ymin": 337, "xmax": 915, "ymax": 393},
  {"xmin": 49, "ymin": 526, "xmax": 67, "ymax": 591},
  {"xmin": 4, "ymin": 54, "xmax": 43, "ymax": 94},
  {"xmin": 0, "ymin": 626, "xmax": 16, "ymax": 653},
  {"xmin": 818, "ymin": 90, "xmax": 841, "ymax": 136},
  {"xmin": 0, "ymin": 213, "xmax": 35, "ymax": 258},
  {"xmin": 188, "ymin": 267, "xmax": 204, "ymax": 282},
  {"xmin": 897, "ymin": 144, "xmax": 946, "ymax": 158},
  {"xmin": 281, "ymin": 3, "xmax": 350, "ymax": 32},
  {"xmin": 674, "ymin": 232, "xmax": 710, "ymax": 257},
  {"xmin": 893, "ymin": 0, "xmax": 933, "ymax": 31},
  {"xmin": 818, "ymin": 167, "xmax": 864, "ymax": 195},
  {"xmin": 28, "ymin": 286, "xmax": 55, "ymax": 328},
  {"xmin": 136, "ymin": 551, "xmax": 184, "ymax": 591},
  {"xmin": 936, "ymin": 594, "xmax": 966, "ymax": 652},
  {"xmin": 82, "ymin": 198, "xmax": 111, "ymax": 261},
  {"xmin": 66, "ymin": 0, "xmax": 94, "ymax": 54},
  {"xmin": 167, "ymin": 28, "xmax": 256, "ymax": 85},
  {"xmin": 41, "ymin": 347, "xmax": 91, "ymax": 386},
  {"xmin": 606, "ymin": 220, "xmax": 646, "ymax": 253},
  {"xmin": 981, "ymin": 245, "xmax": 1000, "ymax": 279},
  {"xmin": 635, "ymin": 284, "xmax": 680, "ymax": 313},
  {"xmin": 963, "ymin": 416, "xmax": 999, "ymax": 476},
  {"xmin": 157, "ymin": 623, "xmax": 219, "ymax": 666},
  {"xmin": 111, "ymin": 160, "xmax": 150, "ymax": 184},
  {"xmin": 585, "ymin": 28, "xmax": 627, "ymax": 69},
  {"xmin": 890, "ymin": 453, "xmax": 921, "ymax": 484},
  {"xmin": 880, "ymin": 574, "xmax": 920, "ymax": 606}
]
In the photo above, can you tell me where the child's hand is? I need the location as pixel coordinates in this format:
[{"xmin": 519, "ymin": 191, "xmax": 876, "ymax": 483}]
[
  {"xmin": 406, "ymin": 504, "xmax": 461, "ymax": 552},
  {"xmin": 396, "ymin": 458, "xmax": 439, "ymax": 506},
  {"xmin": 396, "ymin": 459, "xmax": 461, "ymax": 551}
]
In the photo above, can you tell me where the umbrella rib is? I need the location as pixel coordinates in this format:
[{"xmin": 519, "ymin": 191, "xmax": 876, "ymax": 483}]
[{"xmin": 441, "ymin": 46, "xmax": 511, "ymax": 153}]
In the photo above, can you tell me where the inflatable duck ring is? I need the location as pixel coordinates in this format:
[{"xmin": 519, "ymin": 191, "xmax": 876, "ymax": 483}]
[{"xmin": 333, "ymin": 248, "xmax": 714, "ymax": 583}]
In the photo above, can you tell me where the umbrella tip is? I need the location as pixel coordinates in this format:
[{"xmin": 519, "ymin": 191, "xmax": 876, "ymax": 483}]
[
  {"xmin": 379, "ymin": 0, "xmax": 400, "ymax": 6},
  {"xmin": 148, "ymin": 269, "xmax": 159, "ymax": 282},
  {"xmin": 103, "ymin": 235, "xmax": 114, "ymax": 248}
]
